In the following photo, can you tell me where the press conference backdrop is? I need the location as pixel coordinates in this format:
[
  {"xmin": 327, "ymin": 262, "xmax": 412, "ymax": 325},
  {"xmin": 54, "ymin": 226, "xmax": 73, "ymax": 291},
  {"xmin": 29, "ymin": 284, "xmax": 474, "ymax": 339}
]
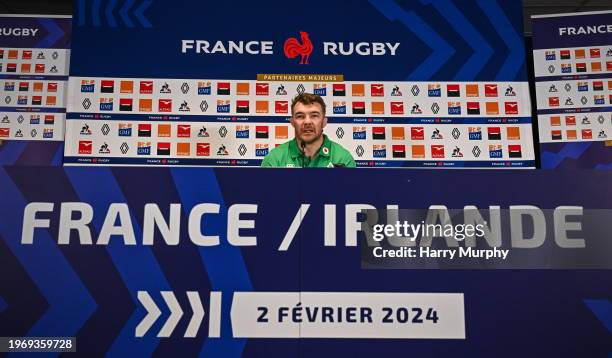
[
  {"xmin": 1, "ymin": 167, "xmax": 611, "ymax": 356},
  {"xmin": 63, "ymin": 0, "xmax": 535, "ymax": 167},
  {"xmin": 0, "ymin": 14, "xmax": 71, "ymax": 165},
  {"xmin": 532, "ymin": 10, "xmax": 612, "ymax": 169}
]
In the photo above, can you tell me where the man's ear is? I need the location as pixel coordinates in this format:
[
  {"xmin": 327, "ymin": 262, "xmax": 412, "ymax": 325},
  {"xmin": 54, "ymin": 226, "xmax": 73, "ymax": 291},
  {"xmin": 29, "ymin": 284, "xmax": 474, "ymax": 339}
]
[{"xmin": 322, "ymin": 116, "xmax": 327, "ymax": 128}]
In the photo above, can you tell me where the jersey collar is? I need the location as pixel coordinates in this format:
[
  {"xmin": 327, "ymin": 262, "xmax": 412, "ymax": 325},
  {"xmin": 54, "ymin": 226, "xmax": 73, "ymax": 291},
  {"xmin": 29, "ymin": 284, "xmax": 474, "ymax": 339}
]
[{"xmin": 289, "ymin": 134, "xmax": 331, "ymax": 160}]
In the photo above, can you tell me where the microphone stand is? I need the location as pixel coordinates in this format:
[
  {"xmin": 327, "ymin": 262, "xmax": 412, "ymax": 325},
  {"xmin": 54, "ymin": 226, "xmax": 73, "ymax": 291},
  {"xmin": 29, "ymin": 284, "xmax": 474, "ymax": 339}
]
[{"xmin": 300, "ymin": 140, "xmax": 307, "ymax": 168}]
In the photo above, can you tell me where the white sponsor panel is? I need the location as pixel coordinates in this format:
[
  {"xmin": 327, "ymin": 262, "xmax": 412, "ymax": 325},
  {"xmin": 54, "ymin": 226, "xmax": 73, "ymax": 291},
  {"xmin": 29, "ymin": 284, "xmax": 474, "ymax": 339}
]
[
  {"xmin": 0, "ymin": 45, "xmax": 70, "ymax": 142},
  {"xmin": 64, "ymin": 77, "xmax": 534, "ymax": 166},
  {"xmin": 230, "ymin": 292, "xmax": 465, "ymax": 339},
  {"xmin": 62, "ymin": 121, "xmax": 534, "ymax": 161},
  {"xmin": 67, "ymin": 77, "xmax": 531, "ymax": 118},
  {"xmin": 532, "ymin": 11, "xmax": 612, "ymax": 144}
]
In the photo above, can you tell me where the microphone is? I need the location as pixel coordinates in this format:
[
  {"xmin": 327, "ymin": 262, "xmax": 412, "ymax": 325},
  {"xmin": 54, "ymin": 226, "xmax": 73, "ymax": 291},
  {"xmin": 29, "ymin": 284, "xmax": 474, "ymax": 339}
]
[{"xmin": 300, "ymin": 141, "xmax": 306, "ymax": 168}]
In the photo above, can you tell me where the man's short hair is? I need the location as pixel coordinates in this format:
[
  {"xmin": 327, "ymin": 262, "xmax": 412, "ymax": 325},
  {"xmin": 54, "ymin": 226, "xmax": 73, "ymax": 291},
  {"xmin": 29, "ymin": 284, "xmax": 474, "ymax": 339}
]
[{"xmin": 291, "ymin": 93, "xmax": 326, "ymax": 116}]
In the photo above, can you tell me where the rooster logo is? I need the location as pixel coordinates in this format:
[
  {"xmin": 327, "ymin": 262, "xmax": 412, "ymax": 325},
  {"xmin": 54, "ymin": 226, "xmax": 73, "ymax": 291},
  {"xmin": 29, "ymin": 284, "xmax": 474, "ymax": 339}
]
[{"xmin": 284, "ymin": 31, "xmax": 313, "ymax": 65}]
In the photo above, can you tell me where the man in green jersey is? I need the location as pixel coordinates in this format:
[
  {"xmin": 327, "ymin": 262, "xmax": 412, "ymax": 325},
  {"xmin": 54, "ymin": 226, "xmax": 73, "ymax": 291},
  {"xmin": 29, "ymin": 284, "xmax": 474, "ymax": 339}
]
[{"xmin": 261, "ymin": 93, "xmax": 356, "ymax": 168}]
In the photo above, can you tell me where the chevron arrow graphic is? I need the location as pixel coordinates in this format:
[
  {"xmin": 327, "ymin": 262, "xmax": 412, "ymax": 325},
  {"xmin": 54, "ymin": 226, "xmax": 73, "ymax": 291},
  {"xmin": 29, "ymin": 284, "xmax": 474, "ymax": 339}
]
[
  {"xmin": 584, "ymin": 299, "xmax": 612, "ymax": 334},
  {"xmin": 136, "ymin": 291, "xmax": 215, "ymax": 337},
  {"xmin": 541, "ymin": 142, "xmax": 591, "ymax": 168},
  {"xmin": 77, "ymin": 0, "xmax": 86, "ymax": 26},
  {"xmin": 135, "ymin": 291, "xmax": 161, "ymax": 338},
  {"xmin": 92, "ymin": 0, "xmax": 102, "ymax": 27},
  {"xmin": 584, "ymin": 299, "xmax": 612, "ymax": 358},
  {"xmin": 369, "ymin": 0, "xmax": 453, "ymax": 80},
  {"xmin": 422, "ymin": 0, "xmax": 493, "ymax": 80},
  {"xmin": 0, "ymin": 168, "xmax": 96, "ymax": 339},
  {"xmin": 477, "ymin": 0, "xmax": 525, "ymax": 80},
  {"xmin": 158, "ymin": 291, "xmax": 184, "ymax": 337},
  {"xmin": 185, "ymin": 291, "xmax": 204, "ymax": 338},
  {"xmin": 66, "ymin": 168, "xmax": 170, "ymax": 356},
  {"xmin": 134, "ymin": 0, "xmax": 153, "ymax": 28},
  {"xmin": 36, "ymin": 18, "xmax": 66, "ymax": 48},
  {"xmin": 120, "ymin": 0, "xmax": 136, "ymax": 28},
  {"xmin": 106, "ymin": 0, "xmax": 119, "ymax": 27}
]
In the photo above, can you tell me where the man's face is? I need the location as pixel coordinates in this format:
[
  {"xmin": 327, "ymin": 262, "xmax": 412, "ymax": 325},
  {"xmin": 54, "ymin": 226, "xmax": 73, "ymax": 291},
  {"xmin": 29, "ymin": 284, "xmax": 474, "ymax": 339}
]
[{"xmin": 291, "ymin": 102, "xmax": 327, "ymax": 144}]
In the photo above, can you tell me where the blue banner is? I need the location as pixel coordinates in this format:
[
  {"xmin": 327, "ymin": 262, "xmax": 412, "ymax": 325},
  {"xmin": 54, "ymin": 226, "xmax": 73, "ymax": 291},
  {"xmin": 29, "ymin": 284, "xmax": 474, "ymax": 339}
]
[
  {"xmin": 0, "ymin": 15, "xmax": 72, "ymax": 165},
  {"xmin": 0, "ymin": 167, "xmax": 611, "ymax": 356},
  {"xmin": 531, "ymin": 11, "xmax": 612, "ymax": 169},
  {"xmin": 64, "ymin": 0, "xmax": 534, "ymax": 168},
  {"xmin": 70, "ymin": 0, "xmax": 526, "ymax": 81},
  {"xmin": 532, "ymin": 12, "xmax": 612, "ymax": 50}
]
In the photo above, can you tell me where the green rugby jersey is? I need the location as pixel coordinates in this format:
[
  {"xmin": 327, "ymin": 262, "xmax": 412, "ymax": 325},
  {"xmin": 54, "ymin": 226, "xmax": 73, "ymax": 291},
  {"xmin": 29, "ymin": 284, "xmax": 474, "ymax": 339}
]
[{"xmin": 261, "ymin": 135, "xmax": 356, "ymax": 168}]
